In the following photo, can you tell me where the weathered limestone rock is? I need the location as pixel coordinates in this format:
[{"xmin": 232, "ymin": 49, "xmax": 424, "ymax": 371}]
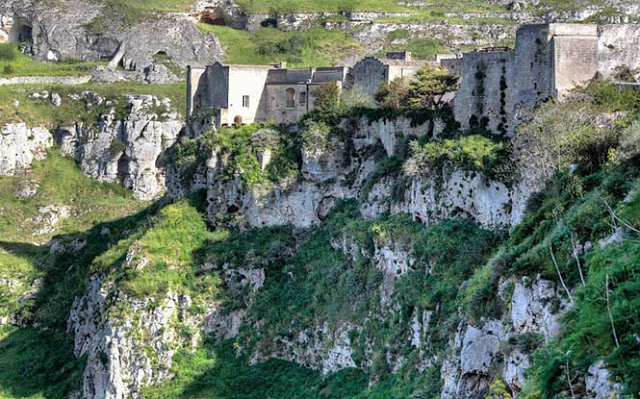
[
  {"xmin": 347, "ymin": 116, "xmax": 433, "ymax": 157},
  {"xmin": 0, "ymin": 0, "xmax": 221, "ymax": 79},
  {"xmin": 373, "ymin": 242, "xmax": 413, "ymax": 304},
  {"xmin": 503, "ymin": 348, "xmax": 530, "ymax": 391},
  {"xmin": 0, "ymin": 123, "xmax": 53, "ymax": 176},
  {"xmin": 32, "ymin": 204, "xmax": 71, "ymax": 235},
  {"xmin": 69, "ymin": 271, "xmax": 209, "ymax": 399},
  {"xmin": 250, "ymin": 322, "xmax": 358, "ymax": 374},
  {"xmin": 65, "ymin": 95, "xmax": 184, "ymax": 200},
  {"xmin": 511, "ymin": 276, "xmax": 567, "ymax": 340},
  {"xmin": 361, "ymin": 169, "xmax": 529, "ymax": 229},
  {"xmin": 585, "ymin": 361, "xmax": 623, "ymax": 398}
]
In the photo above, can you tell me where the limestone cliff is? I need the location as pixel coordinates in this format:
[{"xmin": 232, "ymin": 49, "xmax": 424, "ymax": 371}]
[{"xmin": 0, "ymin": 0, "xmax": 221, "ymax": 80}]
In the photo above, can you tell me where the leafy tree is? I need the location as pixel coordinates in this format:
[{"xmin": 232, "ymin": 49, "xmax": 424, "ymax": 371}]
[
  {"xmin": 485, "ymin": 380, "xmax": 513, "ymax": 399},
  {"xmin": 313, "ymin": 81, "xmax": 342, "ymax": 116},
  {"xmin": 375, "ymin": 78, "xmax": 409, "ymax": 109},
  {"xmin": 405, "ymin": 64, "xmax": 458, "ymax": 108}
]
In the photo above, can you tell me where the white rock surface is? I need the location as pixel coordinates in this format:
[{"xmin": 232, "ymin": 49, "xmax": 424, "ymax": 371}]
[
  {"xmin": 69, "ymin": 95, "xmax": 184, "ymax": 200},
  {"xmin": 0, "ymin": 123, "xmax": 53, "ymax": 176},
  {"xmin": 511, "ymin": 276, "xmax": 566, "ymax": 340}
]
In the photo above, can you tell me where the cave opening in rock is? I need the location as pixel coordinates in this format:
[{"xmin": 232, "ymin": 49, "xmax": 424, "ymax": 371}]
[
  {"xmin": 260, "ymin": 18, "xmax": 277, "ymax": 28},
  {"xmin": 9, "ymin": 18, "xmax": 33, "ymax": 43},
  {"xmin": 199, "ymin": 7, "xmax": 229, "ymax": 26}
]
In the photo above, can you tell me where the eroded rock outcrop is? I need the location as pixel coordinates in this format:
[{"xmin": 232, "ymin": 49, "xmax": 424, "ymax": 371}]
[
  {"xmin": 0, "ymin": 123, "xmax": 52, "ymax": 176},
  {"xmin": 0, "ymin": 0, "xmax": 221, "ymax": 79},
  {"xmin": 69, "ymin": 274, "xmax": 207, "ymax": 399},
  {"xmin": 60, "ymin": 95, "xmax": 184, "ymax": 200}
]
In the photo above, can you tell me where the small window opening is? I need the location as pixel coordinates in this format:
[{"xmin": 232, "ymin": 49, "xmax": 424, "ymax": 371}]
[{"xmin": 285, "ymin": 88, "xmax": 295, "ymax": 108}]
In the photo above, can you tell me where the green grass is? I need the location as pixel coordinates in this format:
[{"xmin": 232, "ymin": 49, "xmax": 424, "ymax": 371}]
[
  {"xmin": 0, "ymin": 81, "xmax": 186, "ymax": 127},
  {"xmin": 0, "ymin": 151, "xmax": 147, "ymax": 321},
  {"xmin": 0, "ymin": 326, "xmax": 84, "ymax": 399},
  {"xmin": 234, "ymin": 0, "xmax": 409, "ymax": 13},
  {"xmin": 198, "ymin": 25, "xmax": 362, "ymax": 67},
  {"xmin": 83, "ymin": 0, "xmax": 195, "ymax": 29},
  {"xmin": 0, "ymin": 151, "xmax": 146, "ymax": 243},
  {"xmin": 376, "ymin": 37, "xmax": 445, "ymax": 60},
  {"xmin": 142, "ymin": 339, "xmax": 368, "ymax": 399},
  {"xmin": 0, "ymin": 44, "xmax": 102, "ymax": 78}
]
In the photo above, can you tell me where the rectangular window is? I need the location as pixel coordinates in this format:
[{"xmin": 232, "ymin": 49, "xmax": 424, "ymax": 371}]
[{"xmin": 242, "ymin": 95, "xmax": 250, "ymax": 108}]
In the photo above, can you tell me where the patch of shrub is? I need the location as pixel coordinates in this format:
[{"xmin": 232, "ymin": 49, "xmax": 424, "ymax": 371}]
[
  {"xmin": 2, "ymin": 65, "xmax": 15, "ymax": 75},
  {"xmin": 406, "ymin": 134, "xmax": 506, "ymax": 177},
  {"xmin": 0, "ymin": 44, "xmax": 18, "ymax": 61}
]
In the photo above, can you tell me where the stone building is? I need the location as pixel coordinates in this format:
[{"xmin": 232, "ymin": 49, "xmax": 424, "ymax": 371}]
[
  {"xmin": 186, "ymin": 52, "xmax": 431, "ymax": 127},
  {"xmin": 187, "ymin": 62, "xmax": 347, "ymax": 126},
  {"xmin": 347, "ymin": 51, "xmax": 426, "ymax": 97},
  {"xmin": 454, "ymin": 23, "xmax": 640, "ymax": 135}
]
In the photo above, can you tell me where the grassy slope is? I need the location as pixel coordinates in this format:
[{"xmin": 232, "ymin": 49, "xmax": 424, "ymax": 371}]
[
  {"xmin": 0, "ymin": 44, "xmax": 102, "ymax": 78},
  {"xmin": 0, "ymin": 81, "xmax": 186, "ymax": 127},
  {"xmin": 199, "ymin": 25, "xmax": 363, "ymax": 67},
  {"xmin": 0, "ymin": 152, "xmax": 148, "ymax": 398}
]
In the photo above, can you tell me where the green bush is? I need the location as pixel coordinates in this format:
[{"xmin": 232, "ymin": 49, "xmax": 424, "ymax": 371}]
[
  {"xmin": 407, "ymin": 134, "xmax": 505, "ymax": 176},
  {"xmin": 0, "ymin": 44, "xmax": 18, "ymax": 61},
  {"xmin": 2, "ymin": 65, "xmax": 15, "ymax": 75}
]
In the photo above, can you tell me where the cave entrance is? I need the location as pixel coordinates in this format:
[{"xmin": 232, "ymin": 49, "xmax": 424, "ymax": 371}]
[
  {"xmin": 260, "ymin": 18, "xmax": 277, "ymax": 28},
  {"xmin": 9, "ymin": 18, "xmax": 33, "ymax": 43},
  {"xmin": 199, "ymin": 7, "xmax": 229, "ymax": 26}
]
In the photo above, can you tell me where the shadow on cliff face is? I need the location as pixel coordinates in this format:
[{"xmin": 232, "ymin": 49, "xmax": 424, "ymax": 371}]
[
  {"xmin": 146, "ymin": 338, "xmax": 368, "ymax": 399},
  {"xmin": 0, "ymin": 327, "xmax": 86, "ymax": 399},
  {"xmin": 0, "ymin": 196, "xmax": 172, "ymax": 397},
  {"xmin": 0, "ymin": 188, "xmax": 213, "ymax": 397}
]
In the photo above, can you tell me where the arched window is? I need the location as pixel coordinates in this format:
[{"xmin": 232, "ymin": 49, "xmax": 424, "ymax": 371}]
[
  {"xmin": 299, "ymin": 91, "xmax": 307, "ymax": 107},
  {"xmin": 285, "ymin": 88, "xmax": 295, "ymax": 108}
]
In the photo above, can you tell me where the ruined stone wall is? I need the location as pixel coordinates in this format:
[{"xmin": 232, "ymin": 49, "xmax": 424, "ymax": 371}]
[
  {"xmin": 347, "ymin": 58, "xmax": 388, "ymax": 98},
  {"xmin": 511, "ymin": 24, "xmax": 552, "ymax": 108},
  {"xmin": 453, "ymin": 51, "xmax": 515, "ymax": 134},
  {"xmin": 260, "ymin": 83, "xmax": 309, "ymax": 124},
  {"xmin": 453, "ymin": 23, "xmax": 640, "ymax": 134},
  {"xmin": 386, "ymin": 64, "xmax": 423, "ymax": 84},
  {"xmin": 223, "ymin": 66, "xmax": 271, "ymax": 126},
  {"xmin": 207, "ymin": 63, "xmax": 231, "ymax": 111},
  {"xmin": 550, "ymin": 24, "xmax": 599, "ymax": 99},
  {"xmin": 186, "ymin": 66, "xmax": 207, "ymax": 117}
]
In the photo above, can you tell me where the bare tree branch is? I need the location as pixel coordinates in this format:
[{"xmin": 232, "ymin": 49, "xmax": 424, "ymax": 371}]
[
  {"xmin": 550, "ymin": 244, "xmax": 573, "ymax": 304},
  {"xmin": 603, "ymin": 198, "xmax": 640, "ymax": 235},
  {"xmin": 606, "ymin": 274, "xmax": 620, "ymax": 348},
  {"xmin": 570, "ymin": 231, "xmax": 586, "ymax": 287}
]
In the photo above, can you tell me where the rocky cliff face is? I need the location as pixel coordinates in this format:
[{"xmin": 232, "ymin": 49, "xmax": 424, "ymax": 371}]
[
  {"xmin": 0, "ymin": 123, "xmax": 52, "ymax": 176},
  {"xmin": 59, "ymin": 95, "xmax": 184, "ymax": 200},
  {"xmin": 0, "ymin": 94, "xmax": 184, "ymax": 200},
  {"xmin": 0, "ymin": 0, "xmax": 221, "ymax": 77},
  {"xmin": 69, "ymin": 273, "xmax": 207, "ymax": 399},
  {"xmin": 170, "ymin": 115, "xmax": 533, "ymax": 230}
]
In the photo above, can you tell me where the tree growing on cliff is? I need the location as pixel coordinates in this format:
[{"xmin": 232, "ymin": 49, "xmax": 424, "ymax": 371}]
[
  {"xmin": 374, "ymin": 65, "xmax": 458, "ymax": 109},
  {"xmin": 375, "ymin": 77, "xmax": 409, "ymax": 109},
  {"xmin": 405, "ymin": 64, "xmax": 458, "ymax": 108},
  {"xmin": 313, "ymin": 81, "xmax": 342, "ymax": 116}
]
